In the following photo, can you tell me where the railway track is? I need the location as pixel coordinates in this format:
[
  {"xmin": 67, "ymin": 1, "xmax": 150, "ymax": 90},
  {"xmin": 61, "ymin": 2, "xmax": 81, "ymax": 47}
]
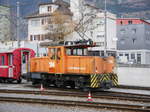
[
  {"xmin": 115, "ymin": 85, "xmax": 150, "ymax": 91},
  {"xmin": 0, "ymin": 96, "xmax": 149, "ymax": 112},
  {"xmin": 0, "ymin": 89, "xmax": 150, "ymax": 103}
]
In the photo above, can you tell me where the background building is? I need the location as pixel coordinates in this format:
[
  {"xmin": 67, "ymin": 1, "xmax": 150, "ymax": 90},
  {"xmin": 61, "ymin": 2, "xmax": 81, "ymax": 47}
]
[
  {"xmin": 117, "ymin": 18, "xmax": 150, "ymax": 64},
  {"xmin": 67, "ymin": 0, "xmax": 117, "ymax": 56},
  {"xmin": 27, "ymin": 0, "xmax": 72, "ymax": 41},
  {"xmin": 0, "ymin": 5, "xmax": 11, "ymax": 41}
]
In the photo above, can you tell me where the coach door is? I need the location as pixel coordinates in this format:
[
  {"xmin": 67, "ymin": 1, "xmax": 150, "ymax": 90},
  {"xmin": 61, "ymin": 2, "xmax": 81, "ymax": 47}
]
[
  {"xmin": 8, "ymin": 54, "xmax": 13, "ymax": 78},
  {"xmin": 21, "ymin": 51, "xmax": 30, "ymax": 74}
]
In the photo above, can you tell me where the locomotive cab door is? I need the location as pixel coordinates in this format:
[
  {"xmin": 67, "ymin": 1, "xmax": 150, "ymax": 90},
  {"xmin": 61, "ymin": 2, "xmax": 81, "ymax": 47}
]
[
  {"xmin": 49, "ymin": 47, "xmax": 62, "ymax": 73},
  {"xmin": 21, "ymin": 51, "xmax": 30, "ymax": 74}
]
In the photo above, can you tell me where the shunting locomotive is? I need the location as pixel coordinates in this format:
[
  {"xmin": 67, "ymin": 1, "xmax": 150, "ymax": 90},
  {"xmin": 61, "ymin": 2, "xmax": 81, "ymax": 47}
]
[{"xmin": 26, "ymin": 40, "xmax": 118, "ymax": 90}]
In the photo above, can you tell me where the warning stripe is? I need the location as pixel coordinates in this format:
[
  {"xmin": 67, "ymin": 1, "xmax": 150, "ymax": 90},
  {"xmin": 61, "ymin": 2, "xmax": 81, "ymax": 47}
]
[
  {"xmin": 111, "ymin": 74, "xmax": 118, "ymax": 86},
  {"xmin": 91, "ymin": 74, "xmax": 101, "ymax": 88},
  {"xmin": 100, "ymin": 74, "xmax": 110, "ymax": 82},
  {"xmin": 90, "ymin": 74, "xmax": 118, "ymax": 88}
]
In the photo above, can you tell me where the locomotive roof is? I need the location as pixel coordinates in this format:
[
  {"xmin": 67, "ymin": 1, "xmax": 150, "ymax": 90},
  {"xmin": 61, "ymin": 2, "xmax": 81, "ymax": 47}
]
[
  {"xmin": 47, "ymin": 44, "xmax": 96, "ymax": 48},
  {"xmin": 40, "ymin": 40, "xmax": 96, "ymax": 48}
]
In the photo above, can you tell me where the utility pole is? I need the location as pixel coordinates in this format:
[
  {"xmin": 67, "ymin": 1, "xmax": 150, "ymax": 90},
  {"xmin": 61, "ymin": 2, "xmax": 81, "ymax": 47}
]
[
  {"xmin": 104, "ymin": 0, "xmax": 107, "ymax": 56},
  {"xmin": 17, "ymin": 1, "xmax": 20, "ymax": 48}
]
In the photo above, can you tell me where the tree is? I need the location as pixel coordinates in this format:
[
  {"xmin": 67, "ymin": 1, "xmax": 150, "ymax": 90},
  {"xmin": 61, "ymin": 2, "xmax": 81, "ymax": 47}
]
[
  {"xmin": 44, "ymin": 11, "xmax": 74, "ymax": 41},
  {"xmin": 43, "ymin": 1, "xmax": 100, "ymax": 42},
  {"xmin": 73, "ymin": 4, "xmax": 99, "ymax": 40}
]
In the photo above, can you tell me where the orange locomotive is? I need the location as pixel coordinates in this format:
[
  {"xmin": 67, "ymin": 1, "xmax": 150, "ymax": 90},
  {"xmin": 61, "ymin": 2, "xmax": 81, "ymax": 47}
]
[{"xmin": 26, "ymin": 41, "xmax": 118, "ymax": 89}]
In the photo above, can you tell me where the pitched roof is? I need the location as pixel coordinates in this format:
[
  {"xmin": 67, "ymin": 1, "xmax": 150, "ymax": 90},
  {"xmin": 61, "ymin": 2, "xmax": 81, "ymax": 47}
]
[
  {"xmin": 39, "ymin": 0, "xmax": 69, "ymax": 7},
  {"xmin": 26, "ymin": 12, "xmax": 52, "ymax": 19},
  {"xmin": 26, "ymin": 0, "xmax": 71, "ymax": 19},
  {"xmin": 54, "ymin": 0, "xmax": 70, "ymax": 7}
]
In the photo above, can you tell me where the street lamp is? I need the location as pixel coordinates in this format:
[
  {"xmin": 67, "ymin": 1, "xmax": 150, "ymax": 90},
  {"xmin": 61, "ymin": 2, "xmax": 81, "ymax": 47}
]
[
  {"xmin": 104, "ymin": 0, "xmax": 107, "ymax": 56},
  {"xmin": 17, "ymin": 1, "xmax": 20, "ymax": 48}
]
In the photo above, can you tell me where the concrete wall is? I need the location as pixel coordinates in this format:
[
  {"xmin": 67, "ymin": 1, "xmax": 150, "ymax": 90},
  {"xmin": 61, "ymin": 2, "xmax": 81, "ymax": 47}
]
[{"xmin": 118, "ymin": 64, "xmax": 150, "ymax": 87}]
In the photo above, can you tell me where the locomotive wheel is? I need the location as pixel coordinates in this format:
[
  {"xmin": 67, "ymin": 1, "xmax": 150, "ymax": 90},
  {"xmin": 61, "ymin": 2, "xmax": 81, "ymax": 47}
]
[
  {"xmin": 70, "ymin": 81, "xmax": 75, "ymax": 89},
  {"xmin": 32, "ymin": 80, "xmax": 39, "ymax": 85},
  {"xmin": 42, "ymin": 81, "xmax": 49, "ymax": 87},
  {"xmin": 55, "ymin": 79, "xmax": 64, "ymax": 88}
]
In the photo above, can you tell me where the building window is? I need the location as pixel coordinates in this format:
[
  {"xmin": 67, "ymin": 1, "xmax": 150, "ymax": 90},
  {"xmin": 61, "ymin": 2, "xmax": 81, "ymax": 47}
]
[
  {"xmin": 125, "ymin": 54, "xmax": 129, "ymax": 60},
  {"xmin": 96, "ymin": 42, "xmax": 104, "ymax": 46},
  {"xmin": 41, "ymin": 19, "xmax": 44, "ymax": 25},
  {"xmin": 128, "ymin": 20, "xmax": 132, "ymax": 24},
  {"xmin": 120, "ymin": 29, "xmax": 125, "ymax": 34},
  {"xmin": 30, "ymin": 35, "xmax": 33, "ymax": 41},
  {"xmin": 131, "ymin": 53, "xmax": 135, "ymax": 59},
  {"xmin": 132, "ymin": 29, "xmax": 136, "ymax": 34},
  {"xmin": 40, "ymin": 7, "xmax": 45, "ymax": 13},
  {"xmin": 137, "ymin": 54, "xmax": 141, "ymax": 64},
  {"xmin": 119, "ymin": 53, "xmax": 123, "ymax": 56},
  {"xmin": 48, "ymin": 6, "xmax": 52, "ymax": 12},
  {"xmin": 97, "ymin": 35, "xmax": 104, "ymax": 38},
  {"xmin": 31, "ymin": 20, "xmax": 40, "ymax": 26},
  {"xmin": 41, "ymin": 35, "xmax": 45, "ymax": 40},
  {"xmin": 37, "ymin": 35, "xmax": 40, "ymax": 41},
  {"xmin": 132, "ymin": 38, "xmax": 136, "ymax": 44},
  {"xmin": 41, "ymin": 18, "xmax": 47, "ymax": 25},
  {"xmin": 34, "ymin": 35, "xmax": 37, "ymax": 40},
  {"xmin": 120, "ymin": 39, "xmax": 125, "ymax": 45}
]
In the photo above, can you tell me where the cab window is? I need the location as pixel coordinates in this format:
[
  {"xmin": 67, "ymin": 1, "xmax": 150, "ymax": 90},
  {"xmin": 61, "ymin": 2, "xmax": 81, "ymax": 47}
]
[
  {"xmin": 49, "ymin": 48, "xmax": 61, "ymax": 60},
  {"xmin": 66, "ymin": 48, "xmax": 88, "ymax": 56},
  {"xmin": 0, "ymin": 55, "xmax": 5, "ymax": 65}
]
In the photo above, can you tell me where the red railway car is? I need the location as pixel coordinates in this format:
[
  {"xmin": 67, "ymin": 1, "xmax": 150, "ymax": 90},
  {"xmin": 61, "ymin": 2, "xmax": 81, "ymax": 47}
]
[{"xmin": 0, "ymin": 48, "xmax": 35, "ymax": 83}]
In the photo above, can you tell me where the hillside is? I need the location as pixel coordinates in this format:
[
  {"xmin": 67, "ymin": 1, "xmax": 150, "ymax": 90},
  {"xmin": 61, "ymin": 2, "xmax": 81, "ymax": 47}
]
[
  {"xmin": 94, "ymin": 0, "xmax": 150, "ymax": 19},
  {"xmin": 1, "ymin": 0, "xmax": 150, "ymax": 19}
]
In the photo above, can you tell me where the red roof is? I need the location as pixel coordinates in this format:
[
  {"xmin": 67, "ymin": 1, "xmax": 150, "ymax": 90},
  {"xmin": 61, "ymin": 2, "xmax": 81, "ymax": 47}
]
[{"xmin": 117, "ymin": 18, "xmax": 150, "ymax": 25}]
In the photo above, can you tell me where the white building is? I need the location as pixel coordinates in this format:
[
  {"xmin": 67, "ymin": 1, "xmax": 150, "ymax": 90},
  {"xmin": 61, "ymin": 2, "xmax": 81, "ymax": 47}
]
[
  {"xmin": 68, "ymin": 0, "xmax": 117, "ymax": 56},
  {"xmin": 27, "ymin": 0, "xmax": 71, "ymax": 41}
]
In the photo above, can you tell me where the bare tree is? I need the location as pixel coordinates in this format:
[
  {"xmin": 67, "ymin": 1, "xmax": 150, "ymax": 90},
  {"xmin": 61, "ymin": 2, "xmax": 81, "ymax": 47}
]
[
  {"xmin": 43, "ymin": 1, "xmax": 100, "ymax": 42},
  {"xmin": 71, "ymin": 1, "xmax": 100, "ymax": 40},
  {"xmin": 44, "ymin": 11, "xmax": 74, "ymax": 41}
]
